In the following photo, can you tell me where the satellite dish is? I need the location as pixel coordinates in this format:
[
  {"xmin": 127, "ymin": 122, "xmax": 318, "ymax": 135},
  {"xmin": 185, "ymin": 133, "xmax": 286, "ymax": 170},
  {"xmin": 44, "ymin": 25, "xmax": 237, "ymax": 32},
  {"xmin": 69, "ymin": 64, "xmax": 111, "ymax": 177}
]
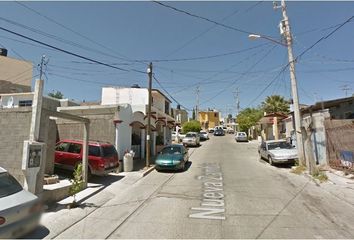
[{"xmin": 6, "ymin": 96, "xmax": 14, "ymax": 108}]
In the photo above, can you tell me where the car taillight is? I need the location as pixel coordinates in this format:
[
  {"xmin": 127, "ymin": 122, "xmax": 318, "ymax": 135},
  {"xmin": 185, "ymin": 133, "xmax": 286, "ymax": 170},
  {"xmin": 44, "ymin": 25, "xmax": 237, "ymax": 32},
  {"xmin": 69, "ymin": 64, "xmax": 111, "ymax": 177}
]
[
  {"xmin": 29, "ymin": 202, "xmax": 42, "ymax": 214},
  {"xmin": 98, "ymin": 162, "xmax": 105, "ymax": 168},
  {"xmin": 0, "ymin": 217, "xmax": 6, "ymax": 225}
]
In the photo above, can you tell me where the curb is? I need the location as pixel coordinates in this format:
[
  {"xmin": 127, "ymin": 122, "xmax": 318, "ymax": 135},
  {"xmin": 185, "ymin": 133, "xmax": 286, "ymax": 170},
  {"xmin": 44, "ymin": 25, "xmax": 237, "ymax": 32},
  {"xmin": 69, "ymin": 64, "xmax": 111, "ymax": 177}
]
[{"xmin": 141, "ymin": 165, "xmax": 155, "ymax": 177}]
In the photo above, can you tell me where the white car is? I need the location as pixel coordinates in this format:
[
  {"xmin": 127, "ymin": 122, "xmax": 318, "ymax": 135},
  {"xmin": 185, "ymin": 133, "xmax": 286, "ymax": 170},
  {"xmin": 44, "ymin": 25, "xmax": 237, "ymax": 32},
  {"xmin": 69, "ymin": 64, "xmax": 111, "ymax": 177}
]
[
  {"xmin": 235, "ymin": 132, "xmax": 248, "ymax": 142},
  {"xmin": 182, "ymin": 132, "xmax": 200, "ymax": 147},
  {"xmin": 0, "ymin": 167, "xmax": 42, "ymax": 238},
  {"xmin": 258, "ymin": 140, "xmax": 298, "ymax": 165},
  {"xmin": 199, "ymin": 131, "xmax": 209, "ymax": 141}
]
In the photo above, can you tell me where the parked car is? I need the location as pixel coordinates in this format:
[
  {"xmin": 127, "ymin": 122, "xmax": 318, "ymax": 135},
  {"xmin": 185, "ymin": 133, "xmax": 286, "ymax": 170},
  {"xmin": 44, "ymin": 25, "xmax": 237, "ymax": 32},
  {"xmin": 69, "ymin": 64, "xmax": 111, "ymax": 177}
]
[
  {"xmin": 182, "ymin": 132, "xmax": 200, "ymax": 147},
  {"xmin": 155, "ymin": 144, "xmax": 189, "ymax": 171},
  {"xmin": 214, "ymin": 129, "xmax": 225, "ymax": 136},
  {"xmin": 199, "ymin": 131, "xmax": 209, "ymax": 141},
  {"xmin": 227, "ymin": 128, "xmax": 235, "ymax": 134},
  {"xmin": 235, "ymin": 132, "xmax": 248, "ymax": 142},
  {"xmin": 0, "ymin": 167, "xmax": 42, "ymax": 238},
  {"xmin": 208, "ymin": 128, "xmax": 214, "ymax": 133},
  {"xmin": 258, "ymin": 140, "xmax": 298, "ymax": 165},
  {"xmin": 54, "ymin": 139, "xmax": 119, "ymax": 176}
]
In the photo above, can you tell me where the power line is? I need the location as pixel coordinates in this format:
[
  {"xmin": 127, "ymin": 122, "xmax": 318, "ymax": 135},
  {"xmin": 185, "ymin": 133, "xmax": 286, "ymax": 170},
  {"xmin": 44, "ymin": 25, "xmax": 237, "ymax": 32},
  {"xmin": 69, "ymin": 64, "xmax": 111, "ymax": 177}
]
[
  {"xmin": 153, "ymin": 74, "xmax": 190, "ymax": 111},
  {"xmin": 295, "ymin": 15, "xmax": 354, "ymax": 62},
  {"xmin": 153, "ymin": 1, "xmax": 255, "ymax": 36},
  {"xmin": 162, "ymin": 1, "xmax": 264, "ymax": 58},
  {"xmin": 200, "ymin": 45, "xmax": 277, "ymax": 106},
  {"xmin": 0, "ymin": 26, "xmax": 131, "ymax": 72},
  {"xmin": 15, "ymin": 1, "xmax": 132, "ymax": 62},
  {"xmin": 0, "ymin": 16, "xmax": 136, "ymax": 65},
  {"xmin": 138, "ymin": 43, "xmax": 268, "ymax": 62},
  {"xmin": 246, "ymin": 65, "xmax": 289, "ymax": 108}
]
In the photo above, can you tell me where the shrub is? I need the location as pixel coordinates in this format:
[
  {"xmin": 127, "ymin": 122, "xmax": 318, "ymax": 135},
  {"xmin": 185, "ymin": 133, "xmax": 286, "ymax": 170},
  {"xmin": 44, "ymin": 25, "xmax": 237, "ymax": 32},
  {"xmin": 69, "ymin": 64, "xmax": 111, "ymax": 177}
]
[
  {"xmin": 182, "ymin": 120, "xmax": 201, "ymax": 134},
  {"xmin": 68, "ymin": 163, "xmax": 84, "ymax": 208}
]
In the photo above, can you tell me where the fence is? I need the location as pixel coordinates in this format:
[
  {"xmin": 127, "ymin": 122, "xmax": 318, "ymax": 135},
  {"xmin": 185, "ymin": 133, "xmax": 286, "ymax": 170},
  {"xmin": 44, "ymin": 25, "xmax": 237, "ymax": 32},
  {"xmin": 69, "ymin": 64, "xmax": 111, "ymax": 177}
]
[{"xmin": 325, "ymin": 119, "xmax": 354, "ymax": 171}]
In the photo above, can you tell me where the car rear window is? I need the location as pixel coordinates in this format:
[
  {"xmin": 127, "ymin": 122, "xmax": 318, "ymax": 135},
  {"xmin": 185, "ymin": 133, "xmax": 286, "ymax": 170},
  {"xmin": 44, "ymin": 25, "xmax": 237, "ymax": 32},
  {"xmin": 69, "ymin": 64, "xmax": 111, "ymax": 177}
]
[
  {"xmin": 102, "ymin": 146, "xmax": 117, "ymax": 157},
  {"xmin": 185, "ymin": 133, "xmax": 196, "ymax": 138},
  {"xmin": 161, "ymin": 146, "xmax": 182, "ymax": 155},
  {"xmin": 0, "ymin": 173, "xmax": 23, "ymax": 198},
  {"xmin": 89, "ymin": 145, "xmax": 101, "ymax": 157}
]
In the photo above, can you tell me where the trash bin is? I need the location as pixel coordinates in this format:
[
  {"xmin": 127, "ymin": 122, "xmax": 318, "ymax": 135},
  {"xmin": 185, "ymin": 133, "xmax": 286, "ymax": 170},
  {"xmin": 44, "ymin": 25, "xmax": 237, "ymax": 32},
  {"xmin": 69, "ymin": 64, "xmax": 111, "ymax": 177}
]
[{"xmin": 123, "ymin": 151, "xmax": 135, "ymax": 172}]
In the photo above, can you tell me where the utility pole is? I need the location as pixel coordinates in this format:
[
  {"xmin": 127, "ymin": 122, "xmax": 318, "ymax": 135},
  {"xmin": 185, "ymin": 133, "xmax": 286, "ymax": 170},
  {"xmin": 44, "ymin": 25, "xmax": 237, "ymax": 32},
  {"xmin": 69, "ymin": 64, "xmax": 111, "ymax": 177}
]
[
  {"xmin": 340, "ymin": 84, "xmax": 351, "ymax": 97},
  {"xmin": 233, "ymin": 88, "xmax": 240, "ymax": 117},
  {"xmin": 196, "ymin": 86, "xmax": 200, "ymax": 121},
  {"xmin": 276, "ymin": 0, "xmax": 305, "ymax": 165},
  {"xmin": 146, "ymin": 62, "xmax": 153, "ymax": 168},
  {"xmin": 38, "ymin": 55, "xmax": 47, "ymax": 81}
]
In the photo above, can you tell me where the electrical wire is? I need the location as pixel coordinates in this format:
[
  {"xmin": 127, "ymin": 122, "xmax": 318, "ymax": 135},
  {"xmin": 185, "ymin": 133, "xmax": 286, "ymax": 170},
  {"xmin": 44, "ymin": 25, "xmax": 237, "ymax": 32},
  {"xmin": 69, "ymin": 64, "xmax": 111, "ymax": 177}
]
[
  {"xmin": 138, "ymin": 43, "xmax": 268, "ymax": 62},
  {"xmin": 0, "ymin": 26, "xmax": 131, "ymax": 72},
  {"xmin": 153, "ymin": 1, "xmax": 258, "ymax": 36},
  {"xmin": 162, "ymin": 1, "xmax": 264, "ymax": 58},
  {"xmin": 199, "ymin": 45, "xmax": 277, "ymax": 106},
  {"xmin": 153, "ymin": 74, "xmax": 190, "ymax": 111},
  {"xmin": 15, "ymin": 1, "xmax": 133, "ymax": 62},
  {"xmin": 294, "ymin": 15, "xmax": 354, "ymax": 62}
]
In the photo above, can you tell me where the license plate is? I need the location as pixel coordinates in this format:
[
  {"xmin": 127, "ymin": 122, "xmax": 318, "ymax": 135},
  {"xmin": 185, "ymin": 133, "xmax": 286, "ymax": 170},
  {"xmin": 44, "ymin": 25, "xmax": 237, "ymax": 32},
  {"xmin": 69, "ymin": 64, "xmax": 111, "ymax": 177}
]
[{"xmin": 110, "ymin": 162, "xmax": 114, "ymax": 167}]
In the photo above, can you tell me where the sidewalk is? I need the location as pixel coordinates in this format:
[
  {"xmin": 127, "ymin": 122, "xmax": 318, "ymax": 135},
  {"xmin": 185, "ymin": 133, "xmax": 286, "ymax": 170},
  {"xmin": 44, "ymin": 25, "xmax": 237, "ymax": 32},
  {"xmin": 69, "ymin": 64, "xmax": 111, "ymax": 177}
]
[
  {"xmin": 25, "ymin": 166, "xmax": 155, "ymax": 239},
  {"xmin": 319, "ymin": 168, "xmax": 354, "ymax": 206}
]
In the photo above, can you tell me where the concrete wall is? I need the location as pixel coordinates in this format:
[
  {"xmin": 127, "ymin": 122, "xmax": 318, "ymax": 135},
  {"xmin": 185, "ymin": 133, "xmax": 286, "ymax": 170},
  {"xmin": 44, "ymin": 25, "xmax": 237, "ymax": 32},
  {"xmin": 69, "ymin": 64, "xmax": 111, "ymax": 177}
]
[
  {"xmin": 101, "ymin": 87, "xmax": 148, "ymax": 106},
  {"xmin": 0, "ymin": 107, "xmax": 32, "ymax": 185},
  {"xmin": 0, "ymin": 96, "xmax": 60, "ymax": 192}
]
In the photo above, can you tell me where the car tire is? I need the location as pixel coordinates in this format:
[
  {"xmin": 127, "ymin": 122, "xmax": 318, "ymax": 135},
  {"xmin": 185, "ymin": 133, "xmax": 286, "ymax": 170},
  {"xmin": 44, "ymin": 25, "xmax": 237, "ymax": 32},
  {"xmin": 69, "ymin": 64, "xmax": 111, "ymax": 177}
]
[{"xmin": 268, "ymin": 156, "xmax": 273, "ymax": 165}]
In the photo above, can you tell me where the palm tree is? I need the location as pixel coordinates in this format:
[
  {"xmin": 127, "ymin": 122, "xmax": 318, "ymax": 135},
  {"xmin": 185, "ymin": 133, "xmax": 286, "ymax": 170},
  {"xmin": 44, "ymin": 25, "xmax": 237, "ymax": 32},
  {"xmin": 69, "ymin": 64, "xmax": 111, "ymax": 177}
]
[{"xmin": 261, "ymin": 95, "xmax": 289, "ymax": 114}]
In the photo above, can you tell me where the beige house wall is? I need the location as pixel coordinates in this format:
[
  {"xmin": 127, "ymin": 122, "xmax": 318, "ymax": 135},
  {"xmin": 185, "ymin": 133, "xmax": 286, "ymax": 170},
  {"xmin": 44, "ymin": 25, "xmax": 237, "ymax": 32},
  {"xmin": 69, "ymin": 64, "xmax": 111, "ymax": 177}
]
[{"xmin": 0, "ymin": 55, "xmax": 32, "ymax": 93}]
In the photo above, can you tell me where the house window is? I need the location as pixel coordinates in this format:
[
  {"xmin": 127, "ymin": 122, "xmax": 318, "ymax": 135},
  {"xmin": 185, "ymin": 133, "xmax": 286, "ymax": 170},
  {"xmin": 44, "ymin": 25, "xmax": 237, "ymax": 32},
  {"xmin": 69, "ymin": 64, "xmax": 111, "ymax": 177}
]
[
  {"xmin": 214, "ymin": 113, "xmax": 217, "ymax": 118},
  {"xmin": 165, "ymin": 101, "xmax": 170, "ymax": 115},
  {"xmin": 19, "ymin": 100, "xmax": 32, "ymax": 107}
]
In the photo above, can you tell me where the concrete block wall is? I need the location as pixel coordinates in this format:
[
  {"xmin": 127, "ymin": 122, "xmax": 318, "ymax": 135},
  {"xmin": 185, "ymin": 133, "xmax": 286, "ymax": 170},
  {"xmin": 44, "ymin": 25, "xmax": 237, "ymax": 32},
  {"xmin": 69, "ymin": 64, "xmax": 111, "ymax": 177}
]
[
  {"xmin": 0, "ymin": 97, "xmax": 60, "ymax": 193},
  {"xmin": 57, "ymin": 114, "xmax": 115, "ymax": 144},
  {"xmin": 0, "ymin": 108, "xmax": 32, "ymax": 185}
]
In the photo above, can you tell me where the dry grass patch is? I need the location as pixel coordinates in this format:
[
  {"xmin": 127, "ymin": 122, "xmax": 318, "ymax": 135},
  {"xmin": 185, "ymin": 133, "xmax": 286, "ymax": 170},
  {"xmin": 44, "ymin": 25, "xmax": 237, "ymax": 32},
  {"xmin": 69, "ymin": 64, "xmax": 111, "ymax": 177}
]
[{"xmin": 291, "ymin": 165, "xmax": 307, "ymax": 175}]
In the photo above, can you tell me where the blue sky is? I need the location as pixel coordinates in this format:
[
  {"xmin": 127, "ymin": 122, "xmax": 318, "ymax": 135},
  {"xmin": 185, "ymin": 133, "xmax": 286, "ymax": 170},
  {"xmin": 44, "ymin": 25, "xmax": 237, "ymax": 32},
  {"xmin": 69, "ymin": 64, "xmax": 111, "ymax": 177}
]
[{"xmin": 0, "ymin": 1, "xmax": 353, "ymax": 117}]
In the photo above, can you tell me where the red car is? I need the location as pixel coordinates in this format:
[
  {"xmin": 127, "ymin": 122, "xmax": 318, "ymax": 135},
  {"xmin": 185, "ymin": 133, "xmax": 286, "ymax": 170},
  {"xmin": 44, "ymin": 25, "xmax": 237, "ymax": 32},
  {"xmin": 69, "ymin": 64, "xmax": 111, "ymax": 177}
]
[{"xmin": 54, "ymin": 139, "xmax": 119, "ymax": 176}]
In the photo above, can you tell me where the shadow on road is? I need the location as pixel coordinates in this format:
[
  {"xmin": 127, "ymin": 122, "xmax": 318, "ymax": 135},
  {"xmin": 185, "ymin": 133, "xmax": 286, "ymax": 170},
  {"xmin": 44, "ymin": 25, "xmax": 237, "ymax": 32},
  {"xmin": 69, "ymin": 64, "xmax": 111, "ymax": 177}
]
[{"xmin": 21, "ymin": 225, "xmax": 50, "ymax": 239}]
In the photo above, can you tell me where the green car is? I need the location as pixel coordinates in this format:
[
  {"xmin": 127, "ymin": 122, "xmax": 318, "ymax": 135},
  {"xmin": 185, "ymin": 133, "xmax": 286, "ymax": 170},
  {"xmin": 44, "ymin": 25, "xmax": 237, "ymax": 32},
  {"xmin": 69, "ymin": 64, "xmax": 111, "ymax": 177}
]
[{"xmin": 155, "ymin": 145, "xmax": 189, "ymax": 171}]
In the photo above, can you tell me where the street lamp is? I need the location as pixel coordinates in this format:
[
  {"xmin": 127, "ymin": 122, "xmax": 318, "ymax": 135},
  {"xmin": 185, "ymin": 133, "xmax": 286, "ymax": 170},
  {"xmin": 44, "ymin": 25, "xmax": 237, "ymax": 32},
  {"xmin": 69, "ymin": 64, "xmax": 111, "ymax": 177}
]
[
  {"xmin": 247, "ymin": 1, "xmax": 305, "ymax": 167},
  {"xmin": 248, "ymin": 34, "xmax": 287, "ymax": 47}
]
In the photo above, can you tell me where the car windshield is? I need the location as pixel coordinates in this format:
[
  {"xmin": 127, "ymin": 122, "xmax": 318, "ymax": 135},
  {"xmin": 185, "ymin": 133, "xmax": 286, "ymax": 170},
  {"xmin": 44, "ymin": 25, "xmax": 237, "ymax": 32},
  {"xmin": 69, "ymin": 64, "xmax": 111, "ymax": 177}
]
[
  {"xmin": 200, "ymin": 132, "xmax": 206, "ymax": 134},
  {"xmin": 0, "ymin": 173, "xmax": 23, "ymax": 198},
  {"xmin": 238, "ymin": 133, "xmax": 246, "ymax": 136},
  {"xmin": 161, "ymin": 146, "xmax": 182, "ymax": 155},
  {"xmin": 267, "ymin": 141, "xmax": 293, "ymax": 150},
  {"xmin": 185, "ymin": 133, "xmax": 196, "ymax": 138},
  {"xmin": 102, "ymin": 146, "xmax": 117, "ymax": 157}
]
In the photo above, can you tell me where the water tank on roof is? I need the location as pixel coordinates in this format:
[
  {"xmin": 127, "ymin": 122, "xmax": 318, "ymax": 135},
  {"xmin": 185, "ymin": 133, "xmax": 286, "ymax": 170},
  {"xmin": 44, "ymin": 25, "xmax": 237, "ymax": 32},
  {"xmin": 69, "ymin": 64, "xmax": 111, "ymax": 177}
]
[
  {"xmin": 0, "ymin": 48, "xmax": 8, "ymax": 57},
  {"xmin": 131, "ymin": 84, "xmax": 140, "ymax": 88}
]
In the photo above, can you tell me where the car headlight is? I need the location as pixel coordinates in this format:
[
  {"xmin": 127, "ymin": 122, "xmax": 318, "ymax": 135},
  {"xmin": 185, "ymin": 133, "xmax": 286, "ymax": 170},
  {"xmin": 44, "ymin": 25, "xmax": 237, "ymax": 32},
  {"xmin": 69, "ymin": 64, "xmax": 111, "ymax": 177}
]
[{"xmin": 173, "ymin": 159, "xmax": 181, "ymax": 164}]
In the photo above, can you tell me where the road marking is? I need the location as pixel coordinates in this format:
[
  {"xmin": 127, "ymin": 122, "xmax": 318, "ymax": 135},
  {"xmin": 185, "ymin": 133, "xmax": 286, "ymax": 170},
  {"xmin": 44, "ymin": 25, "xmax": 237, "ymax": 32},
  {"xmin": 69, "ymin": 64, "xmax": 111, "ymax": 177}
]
[{"xmin": 189, "ymin": 163, "xmax": 225, "ymax": 220}]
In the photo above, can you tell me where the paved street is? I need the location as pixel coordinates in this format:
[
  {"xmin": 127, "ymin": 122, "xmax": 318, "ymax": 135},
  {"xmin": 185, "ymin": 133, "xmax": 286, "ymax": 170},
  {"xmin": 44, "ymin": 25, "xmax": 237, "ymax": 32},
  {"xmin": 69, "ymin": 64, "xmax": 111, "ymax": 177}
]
[{"xmin": 31, "ymin": 134, "xmax": 354, "ymax": 239}]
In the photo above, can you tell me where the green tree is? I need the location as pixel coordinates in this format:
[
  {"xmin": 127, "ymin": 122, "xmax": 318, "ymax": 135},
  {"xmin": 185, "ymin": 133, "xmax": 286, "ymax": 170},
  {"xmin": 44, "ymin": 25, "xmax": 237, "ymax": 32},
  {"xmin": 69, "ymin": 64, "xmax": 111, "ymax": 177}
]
[
  {"xmin": 192, "ymin": 108, "xmax": 196, "ymax": 120},
  {"xmin": 261, "ymin": 95, "xmax": 289, "ymax": 114},
  {"xmin": 237, "ymin": 108, "xmax": 263, "ymax": 132},
  {"xmin": 48, "ymin": 90, "xmax": 64, "ymax": 99},
  {"xmin": 182, "ymin": 120, "xmax": 201, "ymax": 133}
]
